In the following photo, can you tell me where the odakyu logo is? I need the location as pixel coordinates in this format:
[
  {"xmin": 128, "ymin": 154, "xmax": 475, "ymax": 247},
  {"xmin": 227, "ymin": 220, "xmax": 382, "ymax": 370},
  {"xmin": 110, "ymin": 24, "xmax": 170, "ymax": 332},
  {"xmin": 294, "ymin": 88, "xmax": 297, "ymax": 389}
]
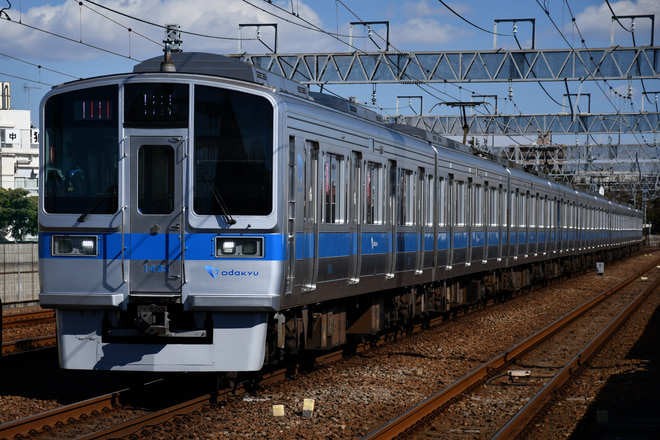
[
  {"xmin": 205, "ymin": 265, "xmax": 259, "ymax": 278},
  {"xmin": 205, "ymin": 266, "xmax": 219, "ymax": 278}
]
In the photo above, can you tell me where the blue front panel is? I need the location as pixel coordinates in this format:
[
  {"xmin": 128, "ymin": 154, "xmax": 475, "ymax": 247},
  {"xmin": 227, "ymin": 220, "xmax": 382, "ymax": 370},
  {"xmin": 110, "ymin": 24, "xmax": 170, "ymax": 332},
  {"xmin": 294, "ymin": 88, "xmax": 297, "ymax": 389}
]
[
  {"xmin": 130, "ymin": 233, "xmax": 182, "ymax": 260},
  {"xmin": 40, "ymin": 232, "xmax": 287, "ymax": 262}
]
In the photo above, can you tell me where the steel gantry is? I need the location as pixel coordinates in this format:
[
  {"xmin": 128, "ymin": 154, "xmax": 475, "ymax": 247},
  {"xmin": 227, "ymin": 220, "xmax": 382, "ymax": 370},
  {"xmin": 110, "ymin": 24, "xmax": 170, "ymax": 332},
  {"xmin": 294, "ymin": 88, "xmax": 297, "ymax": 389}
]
[
  {"xmin": 235, "ymin": 46, "xmax": 659, "ymax": 83},
  {"xmin": 399, "ymin": 112, "xmax": 660, "ymax": 137},
  {"xmin": 235, "ymin": 47, "xmax": 660, "ymax": 201}
]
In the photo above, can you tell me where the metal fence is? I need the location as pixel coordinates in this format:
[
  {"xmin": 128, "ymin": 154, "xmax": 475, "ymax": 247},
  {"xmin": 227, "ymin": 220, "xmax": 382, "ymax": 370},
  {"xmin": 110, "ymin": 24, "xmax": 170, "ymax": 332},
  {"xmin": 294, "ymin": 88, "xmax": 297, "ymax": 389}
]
[{"xmin": 1, "ymin": 242, "xmax": 40, "ymax": 307}]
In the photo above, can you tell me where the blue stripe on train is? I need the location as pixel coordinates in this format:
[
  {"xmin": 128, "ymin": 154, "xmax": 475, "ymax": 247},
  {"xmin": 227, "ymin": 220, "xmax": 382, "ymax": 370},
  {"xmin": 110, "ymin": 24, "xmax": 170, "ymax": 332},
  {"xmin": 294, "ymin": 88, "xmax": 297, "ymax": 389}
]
[{"xmin": 39, "ymin": 229, "xmax": 611, "ymax": 262}]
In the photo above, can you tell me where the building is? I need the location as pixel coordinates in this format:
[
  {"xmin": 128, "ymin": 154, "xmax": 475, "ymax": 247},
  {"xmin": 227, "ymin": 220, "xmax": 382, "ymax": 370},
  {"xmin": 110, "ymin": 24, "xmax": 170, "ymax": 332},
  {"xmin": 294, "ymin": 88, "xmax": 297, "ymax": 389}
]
[{"xmin": 0, "ymin": 82, "xmax": 39, "ymax": 195}]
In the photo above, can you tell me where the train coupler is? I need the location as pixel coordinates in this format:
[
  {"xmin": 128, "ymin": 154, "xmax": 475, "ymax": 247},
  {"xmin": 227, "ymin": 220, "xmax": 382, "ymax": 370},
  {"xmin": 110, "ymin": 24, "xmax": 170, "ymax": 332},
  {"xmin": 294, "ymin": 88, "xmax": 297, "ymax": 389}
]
[{"xmin": 136, "ymin": 304, "xmax": 170, "ymax": 335}]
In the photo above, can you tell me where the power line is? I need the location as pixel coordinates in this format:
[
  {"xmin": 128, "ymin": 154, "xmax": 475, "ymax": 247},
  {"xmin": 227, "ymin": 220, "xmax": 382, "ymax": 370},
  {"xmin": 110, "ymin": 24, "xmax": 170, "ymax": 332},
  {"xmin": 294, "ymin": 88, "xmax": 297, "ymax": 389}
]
[
  {"xmin": 78, "ymin": 1, "xmax": 161, "ymax": 48},
  {"xmin": 0, "ymin": 70, "xmax": 54, "ymax": 87},
  {"xmin": 0, "ymin": 13, "xmax": 139, "ymax": 61},
  {"xmin": 436, "ymin": 0, "xmax": 511, "ymax": 37},
  {"xmin": 605, "ymin": 0, "xmax": 633, "ymax": 33},
  {"xmin": 84, "ymin": 0, "xmax": 256, "ymax": 41},
  {"xmin": 0, "ymin": 51, "xmax": 80, "ymax": 80}
]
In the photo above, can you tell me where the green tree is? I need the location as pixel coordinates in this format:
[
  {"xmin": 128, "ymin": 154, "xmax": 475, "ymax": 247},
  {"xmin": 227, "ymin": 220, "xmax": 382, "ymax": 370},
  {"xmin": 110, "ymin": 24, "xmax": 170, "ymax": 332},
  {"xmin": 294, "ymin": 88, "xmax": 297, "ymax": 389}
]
[
  {"xmin": 646, "ymin": 198, "xmax": 660, "ymax": 235},
  {"xmin": 0, "ymin": 188, "xmax": 38, "ymax": 241}
]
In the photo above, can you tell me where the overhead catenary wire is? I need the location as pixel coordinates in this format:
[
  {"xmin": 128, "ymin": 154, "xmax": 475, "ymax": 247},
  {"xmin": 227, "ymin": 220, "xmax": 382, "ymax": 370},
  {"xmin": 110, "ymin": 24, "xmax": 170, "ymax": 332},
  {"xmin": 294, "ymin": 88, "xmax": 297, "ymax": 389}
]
[
  {"xmin": 77, "ymin": 0, "xmax": 162, "ymax": 48},
  {"xmin": 540, "ymin": 0, "xmax": 657, "ymax": 188},
  {"xmin": 435, "ymin": 0, "xmax": 511, "ymax": 37},
  {"xmin": 0, "ymin": 12, "xmax": 140, "ymax": 61},
  {"xmin": 561, "ymin": 0, "xmax": 651, "ymax": 148},
  {"xmin": 83, "ymin": 0, "xmax": 253, "ymax": 42},
  {"xmin": 0, "ymin": 51, "xmax": 80, "ymax": 80}
]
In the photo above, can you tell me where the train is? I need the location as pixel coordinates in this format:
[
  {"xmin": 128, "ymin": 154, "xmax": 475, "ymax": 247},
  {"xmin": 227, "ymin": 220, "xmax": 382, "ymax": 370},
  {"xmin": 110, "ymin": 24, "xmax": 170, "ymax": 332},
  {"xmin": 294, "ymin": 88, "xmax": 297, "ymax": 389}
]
[{"xmin": 38, "ymin": 52, "xmax": 643, "ymax": 372}]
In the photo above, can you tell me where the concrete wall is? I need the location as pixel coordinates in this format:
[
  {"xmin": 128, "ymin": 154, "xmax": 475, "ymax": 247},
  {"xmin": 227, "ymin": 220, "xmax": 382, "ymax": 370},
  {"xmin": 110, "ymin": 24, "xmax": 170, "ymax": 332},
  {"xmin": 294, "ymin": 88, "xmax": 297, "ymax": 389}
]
[{"xmin": 0, "ymin": 242, "xmax": 39, "ymax": 307}]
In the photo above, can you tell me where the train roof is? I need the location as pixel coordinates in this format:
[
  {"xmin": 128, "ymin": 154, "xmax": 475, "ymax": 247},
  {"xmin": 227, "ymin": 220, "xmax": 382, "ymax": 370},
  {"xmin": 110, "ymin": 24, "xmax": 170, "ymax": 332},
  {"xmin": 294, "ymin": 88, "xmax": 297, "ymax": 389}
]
[
  {"xmin": 134, "ymin": 52, "xmax": 311, "ymax": 100},
  {"xmin": 131, "ymin": 52, "xmax": 632, "ymax": 207}
]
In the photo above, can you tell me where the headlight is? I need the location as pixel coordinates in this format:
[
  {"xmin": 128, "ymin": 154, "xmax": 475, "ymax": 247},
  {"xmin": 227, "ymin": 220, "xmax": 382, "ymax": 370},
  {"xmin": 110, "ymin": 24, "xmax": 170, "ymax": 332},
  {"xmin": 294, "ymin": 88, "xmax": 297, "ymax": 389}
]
[
  {"xmin": 221, "ymin": 240, "xmax": 236, "ymax": 255},
  {"xmin": 52, "ymin": 235, "xmax": 98, "ymax": 256},
  {"xmin": 215, "ymin": 237, "xmax": 263, "ymax": 258}
]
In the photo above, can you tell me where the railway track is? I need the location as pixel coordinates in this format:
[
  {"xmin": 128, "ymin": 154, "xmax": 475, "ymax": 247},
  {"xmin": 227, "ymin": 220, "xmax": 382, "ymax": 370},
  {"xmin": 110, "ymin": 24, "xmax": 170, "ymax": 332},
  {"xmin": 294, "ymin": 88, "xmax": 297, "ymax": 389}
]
[
  {"xmin": 0, "ymin": 360, "xmax": 307, "ymax": 439},
  {"xmin": 2, "ymin": 253, "xmax": 657, "ymax": 439},
  {"xmin": 2, "ymin": 309, "xmax": 57, "ymax": 355},
  {"xmin": 363, "ymin": 257, "xmax": 660, "ymax": 439},
  {"xmin": 2, "ymin": 310, "xmax": 55, "ymax": 329},
  {"xmin": 1, "ymin": 334, "xmax": 57, "ymax": 355}
]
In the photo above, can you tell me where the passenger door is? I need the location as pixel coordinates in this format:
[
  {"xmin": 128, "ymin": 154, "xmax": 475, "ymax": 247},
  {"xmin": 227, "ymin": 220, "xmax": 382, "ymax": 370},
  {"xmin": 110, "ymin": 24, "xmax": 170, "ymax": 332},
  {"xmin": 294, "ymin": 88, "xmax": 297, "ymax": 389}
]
[
  {"xmin": 301, "ymin": 141, "xmax": 319, "ymax": 291},
  {"xmin": 348, "ymin": 152, "xmax": 362, "ymax": 284},
  {"xmin": 129, "ymin": 136, "xmax": 184, "ymax": 295}
]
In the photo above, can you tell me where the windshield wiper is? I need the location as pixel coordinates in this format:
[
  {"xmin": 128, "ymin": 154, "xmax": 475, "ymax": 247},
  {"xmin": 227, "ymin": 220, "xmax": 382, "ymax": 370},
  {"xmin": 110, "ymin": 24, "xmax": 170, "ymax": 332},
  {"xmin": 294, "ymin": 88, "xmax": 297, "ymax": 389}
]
[
  {"xmin": 77, "ymin": 186, "xmax": 116, "ymax": 222},
  {"xmin": 199, "ymin": 167, "xmax": 236, "ymax": 225}
]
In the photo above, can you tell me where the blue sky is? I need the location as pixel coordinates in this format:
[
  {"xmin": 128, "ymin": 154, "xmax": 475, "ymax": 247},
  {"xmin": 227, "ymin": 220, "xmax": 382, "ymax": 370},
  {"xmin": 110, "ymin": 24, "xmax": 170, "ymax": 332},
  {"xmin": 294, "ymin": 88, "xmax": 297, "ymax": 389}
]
[{"xmin": 1, "ymin": 0, "xmax": 658, "ymax": 144}]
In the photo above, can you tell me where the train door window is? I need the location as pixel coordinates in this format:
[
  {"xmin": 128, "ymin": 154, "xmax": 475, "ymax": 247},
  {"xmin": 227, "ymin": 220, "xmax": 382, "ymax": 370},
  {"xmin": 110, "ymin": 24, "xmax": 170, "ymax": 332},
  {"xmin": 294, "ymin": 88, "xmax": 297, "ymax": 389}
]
[
  {"xmin": 519, "ymin": 191, "xmax": 527, "ymax": 228},
  {"xmin": 489, "ymin": 186, "xmax": 499, "ymax": 227},
  {"xmin": 438, "ymin": 177, "xmax": 446, "ymax": 227},
  {"xmin": 305, "ymin": 142, "xmax": 319, "ymax": 223},
  {"xmin": 425, "ymin": 174, "xmax": 434, "ymax": 227},
  {"xmin": 550, "ymin": 198, "xmax": 555, "ymax": 229},
  {"xmin": 322, "ymin": 152, "xmax": 346, "ymax": 224},
  {"xmin": 138, "ymin": 145, "xmax": 174, "ymax": 214},
  {"xmin": 474, "ymin": 183, "xmax": 483, "ymax": 227},
  {"xmin": 456, "ymin": 180, "xmax": 466, "ymax": 226},
  {"xmin": 510, "ymin": 190, "xmax": 517, "ymax": 228},
  {"xmin": 366, "ymin": 161, "xmax": 383, "ymax": 224},
  {"xmin": 529, "ymin": 194, "xmax": 536, "ymax": 228},
  {"xmin": 570, "ymin": 202, "xmax": 575, "ymax": 229},
  {"xmin": 500, "ymin": 187, "xmax": 507, "ymax": 227},
  {"xmin": 398, "ymin": 169, "xmax": 414, "ymax": 226}
]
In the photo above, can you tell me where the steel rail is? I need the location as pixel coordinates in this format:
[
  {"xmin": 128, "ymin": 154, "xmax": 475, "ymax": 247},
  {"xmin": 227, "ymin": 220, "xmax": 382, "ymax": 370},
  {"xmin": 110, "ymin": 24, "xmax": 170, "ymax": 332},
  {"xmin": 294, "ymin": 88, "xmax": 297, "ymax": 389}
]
[
  {"xmin": 1, "ymin": 334, "xmax": 57, "ymax": 355},
  {"xmin": 492, "ymin": 270, "xmax": 660, "ymax": 440},
  {"xmin": 2, "ymin": 310, "xmax": 55, "ymax": 329},
  {"xmin": 362, "ymin": 257, "xmax": 660, "ymax": 440},
  {"xmin": 0, "ymin": 391, "xmax": 122, "ymax": 439},
  {"xmin": 75, "ymin": 392, "xmax": 225, "ymax": 440}
]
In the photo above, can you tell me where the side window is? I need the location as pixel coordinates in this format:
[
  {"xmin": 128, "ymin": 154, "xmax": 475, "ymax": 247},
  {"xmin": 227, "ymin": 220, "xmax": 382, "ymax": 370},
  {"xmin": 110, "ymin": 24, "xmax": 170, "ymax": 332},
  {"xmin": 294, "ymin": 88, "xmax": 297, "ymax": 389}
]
[
  {"xmin": 398, "ymin": 169, "xmax": 414, "ymax": 226},
  {"xmin": 519, "ymin": 191, "xmax": 527, "ymax": 227},
  {"xmin": 366, "ymin": 161, "xmax": 383, "ymax": 224},
  {"xmin": 489, "ymin": 185, "xmax": 499, "ymax": 227},
  {"xmin": 322, "ymin": 152, "xmax": 346, "ymax": 224},
  {"xmin": 438, "ymin": 177, "xmax": 446, "ymax": 227},
  {"xmin": 474, "ymin": 183, "xmax": 483, "ymax": 227},
  {"xmin": 456, "ymin": 180, "xmax": 466, "ymax": 226},
  {"xmin": 425, "ymin": 174, "xmax": 434, "ymax": 227},
  {"xmin": 510, "ymin": 190, "xmax": 517, "ymax": 228}
]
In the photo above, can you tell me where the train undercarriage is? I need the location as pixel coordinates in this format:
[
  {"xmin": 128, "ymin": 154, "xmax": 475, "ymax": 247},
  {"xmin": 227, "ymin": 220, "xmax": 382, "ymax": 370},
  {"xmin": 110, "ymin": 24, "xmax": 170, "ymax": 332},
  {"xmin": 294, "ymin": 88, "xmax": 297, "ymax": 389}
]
[{"xmin": 266, "ymin": 245, "xmax": 639, "ymax": 366}]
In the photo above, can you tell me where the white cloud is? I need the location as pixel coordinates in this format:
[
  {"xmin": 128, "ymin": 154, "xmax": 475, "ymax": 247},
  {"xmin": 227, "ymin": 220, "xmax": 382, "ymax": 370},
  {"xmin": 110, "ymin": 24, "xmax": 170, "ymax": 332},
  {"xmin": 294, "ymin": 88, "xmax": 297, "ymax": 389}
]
[
  {"xmin": 392, "ymin": 17, "xmax": 472, "ymax": 48},
  {"xmin": 569, "ymin": 0, "xmax": 659, "ymax": 46},
  {"xmin": 0, "ymin": 0, "xmax": 337, "ymax": 62}
]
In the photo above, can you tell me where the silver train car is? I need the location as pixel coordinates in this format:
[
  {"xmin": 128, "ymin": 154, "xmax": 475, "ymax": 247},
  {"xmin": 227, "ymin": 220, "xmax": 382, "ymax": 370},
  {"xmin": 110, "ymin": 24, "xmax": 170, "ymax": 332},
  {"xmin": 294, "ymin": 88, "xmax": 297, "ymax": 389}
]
[{"xmin": 38, "ymin": 52, "xmax": 643, "ymax": 372}]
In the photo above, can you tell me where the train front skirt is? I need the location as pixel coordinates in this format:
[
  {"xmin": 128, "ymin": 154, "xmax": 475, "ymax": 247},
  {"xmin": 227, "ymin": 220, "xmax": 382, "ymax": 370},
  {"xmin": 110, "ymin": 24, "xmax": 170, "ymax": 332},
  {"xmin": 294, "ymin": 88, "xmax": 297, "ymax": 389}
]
[{"xmin": 55, "ymin": 310, "xmax": 268, "ymax": 372}]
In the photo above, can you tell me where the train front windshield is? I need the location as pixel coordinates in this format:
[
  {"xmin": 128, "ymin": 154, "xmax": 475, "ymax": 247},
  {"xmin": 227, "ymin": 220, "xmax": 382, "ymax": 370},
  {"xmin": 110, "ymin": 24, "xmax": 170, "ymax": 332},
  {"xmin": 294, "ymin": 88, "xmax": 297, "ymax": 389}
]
[
  {"xmin": 43, "ymin": 82, "xmax": 274, "ymax": 218},
  {"xmin": 44, "ymin": 85, "xmax": 119, "ymax": 215}
]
